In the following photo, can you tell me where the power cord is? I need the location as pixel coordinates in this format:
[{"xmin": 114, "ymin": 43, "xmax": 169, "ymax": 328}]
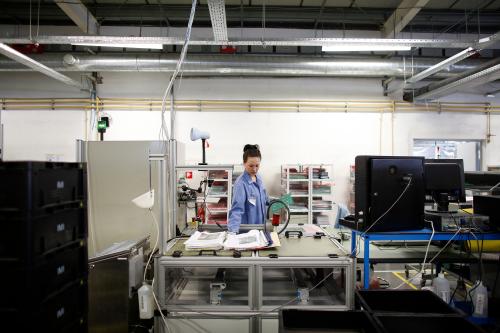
[
  {"xmin": 266, "ymin": 199, "xmax": 291, "ymax": 235},
  {"xmin": 394, "ymin": 227, "xmax": 463, "ymax": 289},
  {"xmin": 351, "ymin": 176, "xmax": 414, "ymax": 257},
  {"xmin": 144, "ymin": 208, "xmax": 159, "ymax": 282},
  {"xmin": 393, "ymin": 219, "xmax": 434, "ymax": 289}
]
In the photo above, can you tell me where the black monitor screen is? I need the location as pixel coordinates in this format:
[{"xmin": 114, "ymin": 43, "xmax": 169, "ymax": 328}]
[{"xmin": 424, "ymin": 159, "xmax": 466, "ymax": 211}]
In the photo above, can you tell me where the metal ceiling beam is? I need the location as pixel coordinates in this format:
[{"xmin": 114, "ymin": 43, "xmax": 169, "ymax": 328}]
[
  {"xmin": 0, "ymin": 43, "xmax": 86, "ymax": 90},
  {"xmin": 383, "ymin": 0, "xmax": 431, "ymax": 38},
  {"xmin": 0, "ymin": 36, "xmax": 479, "ymax": 49},
  {"xmin": 475, "ymin": 31, "xmax": 500, "ymax": 49},
  {"xmin": 484, "ymin": 87, "xmax": 500, "ymax": 97},
  {"xmin": 392, "ymin": 30, "xmax": 500, "ymax": 94},
  {"xmin": 207, "ymin": 0, "xmax": 228, "ymax": 42},
  {"xmin": 54, "ymin": 0, "xmax": 99, "ymax": 35},
  {"xmin": 415, "ymin": 64, "xmax": 500, "ymax": 100},
  {"xmin": 406, "ymin": 47, "xmax": 478, "ymax": 84},
  {"xmin": 407, "ymin": 59, "xmax": 500, "ymax": 100}
]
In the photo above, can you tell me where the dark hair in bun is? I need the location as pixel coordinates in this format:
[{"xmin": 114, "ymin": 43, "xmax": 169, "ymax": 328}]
[{"xmin": 243, "ymin": 144, "xmax": 261, "ymax": 162}]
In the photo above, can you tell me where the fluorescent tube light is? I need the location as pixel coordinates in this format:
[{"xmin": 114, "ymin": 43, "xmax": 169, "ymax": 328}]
[
  {"xmin": 322, "ymin": 45, "xmax": 412, "ymax": 52},
  {"xmin": 72, "ymin": 43, "xmax": 163, "ymax": 49},
  {"xmin": 0, "ymin": 42, "xmax": 85, "ymax": 89}
]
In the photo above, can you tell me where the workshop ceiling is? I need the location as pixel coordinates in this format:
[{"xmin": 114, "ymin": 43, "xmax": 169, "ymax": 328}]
[
  {"xmin": 0, "ymin": 0, "xmax": 499, "ymax": 99},
  {"xmin": 1, "ymin": 0, "xmax": 499, "ymax": 33}
]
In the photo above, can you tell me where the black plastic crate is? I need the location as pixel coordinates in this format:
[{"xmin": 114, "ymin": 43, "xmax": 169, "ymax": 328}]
[
  {"xmin": 0, "ymin": 205, "xmax": 87, "ymax": 261},
  {"xmin": 1, "ymin": 241, "xmax": 88, "ymax": 307},
  {"xmin": 279, "ymin": 309, "xmax": 383, "ymax": 333},
  {"xmin": 0, "ymin": 162, "xmax": 86, "ymax": 216},
  {"xmin": 60, "ymin": 317, "xmax": 88, "ymax": 333},
  {"xmin": 374, "ymin": 314, "xmax": 487, "ymax": 333},
  {"xmin": 0, "ymin": 279, "xmax": 88, "ymax": 332},
  {"xmin": 356, "ymin": 290, "xmax": 460, "ymax": 315}
]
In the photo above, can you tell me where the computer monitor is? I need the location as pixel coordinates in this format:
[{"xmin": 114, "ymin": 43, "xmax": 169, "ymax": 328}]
[
  {"xmin": 424, "ymin": 159, "xmax": 465, "ymax": 212},
  {"xmin": 355, "ymin": 156, "xmax": 425, "ymax": 232},
  {"xmin": 465, "ymin": 172, "xmax": 500, "ymax": 195}
]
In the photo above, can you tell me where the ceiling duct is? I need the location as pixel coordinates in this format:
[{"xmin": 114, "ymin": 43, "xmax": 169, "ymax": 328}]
[{"xmin": 0, "ymin": 53, "xmax": 486, "ymax": 78}]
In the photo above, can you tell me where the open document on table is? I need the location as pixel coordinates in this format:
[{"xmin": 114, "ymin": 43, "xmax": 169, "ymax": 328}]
[
  {"xmin": 184, "ymin": 231, "xmax": 227, "ymax": 250},
  {"xmin": 183, "ymin": 229, "xmax": 280, "ymax": 251}
]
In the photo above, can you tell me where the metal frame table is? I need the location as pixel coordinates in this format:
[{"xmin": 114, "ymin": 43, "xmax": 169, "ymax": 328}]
[{"xmin": 350, "ymin": 229, "xmax": 500, "ymax": 289}]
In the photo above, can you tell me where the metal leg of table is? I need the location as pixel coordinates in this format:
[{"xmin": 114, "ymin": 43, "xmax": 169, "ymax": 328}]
[
  {"xmin": 364, "ymin": 235, "xmax": 370, "ymax": 289},
  {"xmin": 351, "ymin": 230, "xmax": 356, "ymax": 255}
]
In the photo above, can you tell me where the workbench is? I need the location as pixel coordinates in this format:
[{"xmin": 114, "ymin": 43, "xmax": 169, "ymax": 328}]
[{"xmin": 154, "ymin": 234, "xmax": 354, "ymax": 333}]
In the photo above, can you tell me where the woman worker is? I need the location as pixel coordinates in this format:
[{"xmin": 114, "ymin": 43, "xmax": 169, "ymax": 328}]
[{"xmin": 228, "ymin": 144, "xmax": 269, "ymax": 234}]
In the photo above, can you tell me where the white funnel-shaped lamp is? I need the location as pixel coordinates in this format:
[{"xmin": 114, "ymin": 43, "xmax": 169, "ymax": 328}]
[
  {"xmin": 132, "ymin": 189, "xmax": 155, "ymax": 209},
  {"xmin": 190, "ymin": 128, "xmax": 210, "ymax": 165}
]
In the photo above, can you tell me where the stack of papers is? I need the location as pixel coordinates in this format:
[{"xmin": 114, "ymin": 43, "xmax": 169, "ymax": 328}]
[
  {"xmin": 223, "ymin": 230, "xmax": 268, "ymax": 250},
  {"xmin": 184, "ymin": 231, "xmax": 226, "ymax": 250}
]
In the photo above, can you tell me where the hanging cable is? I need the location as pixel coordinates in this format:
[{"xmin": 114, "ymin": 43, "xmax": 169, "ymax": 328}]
[
  {"xmin": 261, "ymin": 0, "xmax": 266, "ymax": 45},
  {"xmin": 36, "ymin": 0, "xmax": 40, "ymax": 38},
  {"xmin": 29, "ymin": 0, "xmax": 32, "ymax": 41},
  {"xmin": 159, "ymin": 0, "xmax": 197, "ymax": 147}
]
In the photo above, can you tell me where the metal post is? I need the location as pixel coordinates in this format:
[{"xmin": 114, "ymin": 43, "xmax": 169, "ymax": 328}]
[
  {"xmin": 0, "ymin": 104, "xmax": 4, "ymax": 161},
  {"xmin": 0, "ymin": 119, "xmax": 3, "ymax": 161},
  {"xmin": 351, "ymin": 230, "xmax": 356, "ymax": 255},
  {"xmin": 168, "ymin": 139, "xmax": 177, "ymax": 246},
  {"xmin": 75, "ymin": 139, "xmax": 86, "ymax": 163},
  {"xmin": 170, "ymin": 85, "xmax": 175, "ymax": 141},
  {"xmin": 364, "ymin": 235, "xmax": 370, "ymax": 289},
  {"xmin": 150, "ymin": 154, "xmax": 168, "ymax": 254}
]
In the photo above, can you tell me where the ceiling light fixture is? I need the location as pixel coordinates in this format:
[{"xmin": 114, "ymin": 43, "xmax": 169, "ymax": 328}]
[
  {"xmin": 0, "ymin": 42, "xmax": 86, "ymax": 90},
  {"xmin": 72, "ymin": 43, "xmax": 163, "ymax": 49},
  {"xmin": 322, "ymin": 45, "xmax": 412, "ymax": 52}
]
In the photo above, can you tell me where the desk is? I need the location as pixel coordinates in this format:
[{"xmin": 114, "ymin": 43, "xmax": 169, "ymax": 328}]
[
  {"xmin": 349, "ymin": 229, "xmax": 500, "ymax": 289},
  {"xmin": 154, "ymin": 236, "xmax": 354, "ymax": 333}
]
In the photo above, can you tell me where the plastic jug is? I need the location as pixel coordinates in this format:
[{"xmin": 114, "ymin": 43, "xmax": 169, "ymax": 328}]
[
  {"xmin": 433, "ymin": 273, "xmax": 450, "ymax": 303},
  {"xmin": 138, "ymin": 282, "xmax": 154, "ymax": 319},
  {"xmin": 471, "ymin": 281, "xmax": 488, "ymax": 318}
]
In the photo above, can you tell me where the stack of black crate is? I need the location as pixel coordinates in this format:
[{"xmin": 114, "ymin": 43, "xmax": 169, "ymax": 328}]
[{"xmin": 0, "ymin": 162, "xmax": 88, "ymax": 332}]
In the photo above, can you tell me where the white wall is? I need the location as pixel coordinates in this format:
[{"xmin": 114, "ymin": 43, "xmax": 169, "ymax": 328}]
[{"xmin": 1, "ymin": 72, "xmax": 499, "ymax": 207}]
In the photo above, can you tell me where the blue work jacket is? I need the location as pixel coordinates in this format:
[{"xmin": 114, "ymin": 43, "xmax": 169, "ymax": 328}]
[{"xmin": 228, "ymin": 171, "xmax": 268, "ymax": 233}]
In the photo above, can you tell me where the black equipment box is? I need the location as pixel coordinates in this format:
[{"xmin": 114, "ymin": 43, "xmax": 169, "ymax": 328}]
[
  {"xmin": 374, "ymin": 314, "xmax": 486, "ymax": 333},
  {"xmin": 1, "ymin": 241, "xmax": 88, "ymax": 306},
  {"xmin": 354, "ymin": 156, "xmax": 425, "ymax": 232},
  {"xmin": 279, "ymin": 309, "xmax": 383, "ymax": 333},
  {"xmin": 0, "ymin": 162, "xmax": 86, "ymax": 216},
  {"xmin": 0, "ymin": 280, "xmax": 88, "ymax": 332},
  {"xmin": 424, "ymin": 211, "xmax": 492, "ymax": 232},
  {"xmin": 356, "ymin": 290, "xmax": 460, "ymax": 315},
  {"xmin": 0, "ymin": 205, "xmax": 87, "ymax": 261},
  {"xmin": 0, "ymin": 162, "xmax": 88, "ymax": 332},
  {"xmin": 473, "ymin": 195, "xmax": 500, "ymax": 229}
]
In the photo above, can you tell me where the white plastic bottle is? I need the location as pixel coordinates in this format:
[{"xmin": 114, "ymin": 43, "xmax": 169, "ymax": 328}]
[
  {"xmin": 138, "ymin": 282, "xmax": 154, "ymax": 319},
  {"xmin": 471, "ymin": 281, "xmax": 488, "ymax": 318},
  {"xmin": 433, "ymin": 273, "xmax": 451, "ymax": 303}
]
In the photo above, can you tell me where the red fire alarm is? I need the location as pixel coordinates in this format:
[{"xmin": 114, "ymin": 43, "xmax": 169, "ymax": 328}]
[
  {"xmin": 185, "ymin": 171, "xmax": 193, "ymax": 179},
  {"xmin": 220, "ymin": 45, "xmax": 237, "ymax": 54}
]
